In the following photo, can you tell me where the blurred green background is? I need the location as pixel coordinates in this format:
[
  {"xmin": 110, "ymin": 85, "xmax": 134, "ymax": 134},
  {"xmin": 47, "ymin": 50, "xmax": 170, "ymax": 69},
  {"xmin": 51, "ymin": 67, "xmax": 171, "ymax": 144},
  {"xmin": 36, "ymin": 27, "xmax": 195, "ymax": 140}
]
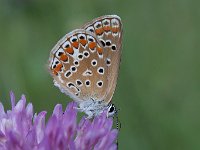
[{"xmin": 0, "ymin": 0, "xmax": 200, "ymax": 149}]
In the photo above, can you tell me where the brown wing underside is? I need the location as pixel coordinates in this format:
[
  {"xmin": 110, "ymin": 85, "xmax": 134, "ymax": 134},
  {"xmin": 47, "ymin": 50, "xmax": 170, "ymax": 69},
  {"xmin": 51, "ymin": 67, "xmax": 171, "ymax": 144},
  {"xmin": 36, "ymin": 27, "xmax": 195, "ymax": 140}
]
[
  {"xmin": 49, "ymin": 15, "xmax": 122, "ymax": 104},
  {"xmin": 82, "ymin": 15, "xmax": 122, "ymax": 104},
  {"xmin": 49, "ymin": 29, "xmax": 108, "ymax": 102}
]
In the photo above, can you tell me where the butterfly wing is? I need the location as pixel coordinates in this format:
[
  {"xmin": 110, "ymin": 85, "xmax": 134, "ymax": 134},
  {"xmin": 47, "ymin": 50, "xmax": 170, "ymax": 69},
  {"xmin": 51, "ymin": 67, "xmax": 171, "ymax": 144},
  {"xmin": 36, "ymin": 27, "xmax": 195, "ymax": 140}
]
[
  {"xmin": 49, "ymin": 29, "xmax": 109, "ymax": 102},
  {"xmin": 82, "ymin": 15, "xmax": 122, "ymax": 104}
]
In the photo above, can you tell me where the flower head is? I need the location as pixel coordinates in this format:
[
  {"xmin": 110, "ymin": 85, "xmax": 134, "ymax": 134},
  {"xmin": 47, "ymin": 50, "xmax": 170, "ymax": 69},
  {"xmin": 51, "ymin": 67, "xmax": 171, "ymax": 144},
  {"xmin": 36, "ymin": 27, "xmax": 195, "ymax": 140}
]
[{"xmin": 0, "ymin": 92, "xmax": 118, "ymax": 150}]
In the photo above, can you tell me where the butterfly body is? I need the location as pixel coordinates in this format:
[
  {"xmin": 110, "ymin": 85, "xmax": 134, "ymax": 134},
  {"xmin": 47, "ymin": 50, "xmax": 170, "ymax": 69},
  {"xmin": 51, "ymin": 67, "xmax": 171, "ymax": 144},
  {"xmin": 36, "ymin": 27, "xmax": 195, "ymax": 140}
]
[{"xmin": 49, "ymin": 15, "xmax": 122, "ymax": 118}]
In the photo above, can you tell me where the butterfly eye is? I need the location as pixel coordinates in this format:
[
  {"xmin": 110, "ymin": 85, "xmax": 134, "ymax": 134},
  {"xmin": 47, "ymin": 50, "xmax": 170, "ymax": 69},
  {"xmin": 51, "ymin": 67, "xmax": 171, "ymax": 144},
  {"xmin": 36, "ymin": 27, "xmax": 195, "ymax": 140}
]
[
  {"xmin": 109, "ymin": 105, "xmax": 115, "ymax": 113},
  {"xmin": 107, "ymin": 104, "xmax": 116, "ymax": 117}
]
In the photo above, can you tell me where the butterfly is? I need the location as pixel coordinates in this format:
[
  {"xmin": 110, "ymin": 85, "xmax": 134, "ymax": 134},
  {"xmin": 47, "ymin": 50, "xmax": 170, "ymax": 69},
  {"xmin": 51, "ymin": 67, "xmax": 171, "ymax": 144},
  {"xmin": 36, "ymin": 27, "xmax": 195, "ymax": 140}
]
[{"xmin": 48, "ymin": 15, "xmax": 122, "ymax": 119}]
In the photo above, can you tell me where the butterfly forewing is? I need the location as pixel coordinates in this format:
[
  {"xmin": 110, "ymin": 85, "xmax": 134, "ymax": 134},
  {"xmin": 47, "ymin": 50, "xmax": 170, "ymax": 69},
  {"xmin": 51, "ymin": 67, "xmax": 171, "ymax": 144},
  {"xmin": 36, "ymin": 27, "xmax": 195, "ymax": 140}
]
[
  {"xmin": 49, "ymin": 29, "xmax": 109, "ymax": 102},
  {"xmin": 82, "ymin": 15, "xmax": 122, "ymax": 104}
]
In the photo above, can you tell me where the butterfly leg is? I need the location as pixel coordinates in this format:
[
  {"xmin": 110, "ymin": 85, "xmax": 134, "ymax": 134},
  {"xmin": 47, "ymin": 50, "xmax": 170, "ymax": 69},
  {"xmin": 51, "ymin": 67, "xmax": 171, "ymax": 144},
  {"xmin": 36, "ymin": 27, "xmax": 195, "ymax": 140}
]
[
  {"xmin": 73, "ymin": 105, "xmax": 94, "ymax": 119},
  {"xmin": 85, "ymin": 110, "xmax": 94, "ymax": 119},
  {"xmin": 73, "ymin": 106, "xmax": 83, "ymax": 111}
]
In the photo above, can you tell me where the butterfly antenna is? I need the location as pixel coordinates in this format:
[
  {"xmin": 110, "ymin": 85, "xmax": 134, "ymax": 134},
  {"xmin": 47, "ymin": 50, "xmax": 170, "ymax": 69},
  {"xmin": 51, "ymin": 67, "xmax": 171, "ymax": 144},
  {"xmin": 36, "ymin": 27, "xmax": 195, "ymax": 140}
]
[
  {"xmin": 115, "ymin": 108, "xmax": 121, "ymax": 130},
  {"xmin": 114, "ymin": 107, "xmax": 121, "ymax": 149}
]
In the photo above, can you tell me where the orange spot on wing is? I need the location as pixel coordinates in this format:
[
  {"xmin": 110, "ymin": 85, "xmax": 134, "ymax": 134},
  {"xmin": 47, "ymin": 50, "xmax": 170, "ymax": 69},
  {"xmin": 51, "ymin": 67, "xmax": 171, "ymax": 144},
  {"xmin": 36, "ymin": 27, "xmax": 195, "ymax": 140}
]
[
  {"xmin": 60, "ymin": 54, "xmax": 68, "ymax": 62},
  {"xmin": 52, "ymin": 70, "xmax": 58, "ymax": 75},
  {"xmin": 80, "ymin": 39, "xmax": 87, "ymax": 46},
  {"xmin": 65, "ymin": 47, "xmax": 74, "ymax": 55},
  {"xmin": 71, "ymin": 41, "xmax": 79, "ymax": 49},
  {"xmin": 97, "ymin": 46, "xmax": 103, "ymax": 54},
  {"xmin": 95, "ymin": 28, "xmax": 103, "ymax": 35},
  {"xmin": 55, "ymin": 63, "xmax": 63, "ymax": 72},
  {"xmin": 112, "ymin": 27, "xmax": 119, "ymax": 33},
  {"xmin": 88, "ymin": 42, "xmax": 96, "ymax": 50},
  {"xmin": 103, "ymin": 26, "xmax": 111, "ymax": 32}
]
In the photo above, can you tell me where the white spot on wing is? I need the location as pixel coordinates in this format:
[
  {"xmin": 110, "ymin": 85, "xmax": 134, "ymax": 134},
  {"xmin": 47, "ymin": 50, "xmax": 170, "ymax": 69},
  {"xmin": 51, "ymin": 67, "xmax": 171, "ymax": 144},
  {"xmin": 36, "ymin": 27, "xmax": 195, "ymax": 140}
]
[
  {"xmin": 62, "ymin": 41, "xmax": 71, "ymax": 49},
  {"xmin": 96, "ymin": 80, "xmax": 103, "ymax": 88},
  {"xmin": 91, "ymin": 59, "xmax": 97, "ymax": 67},
  {"xmin": 82, "ymin": 69, "xmax": 93, "ymax": 76},
  {"xmin": 86, "ymin": 26, "xmax": 95, "ymax": 33}
]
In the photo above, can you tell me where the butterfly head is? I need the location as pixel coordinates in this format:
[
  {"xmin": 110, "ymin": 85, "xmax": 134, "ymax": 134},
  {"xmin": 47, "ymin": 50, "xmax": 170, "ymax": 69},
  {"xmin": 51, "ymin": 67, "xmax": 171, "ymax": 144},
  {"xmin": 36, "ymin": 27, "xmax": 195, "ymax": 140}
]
[{"xmin": 107, "ymin": 103, "xmax": 117, "ymax": 117}]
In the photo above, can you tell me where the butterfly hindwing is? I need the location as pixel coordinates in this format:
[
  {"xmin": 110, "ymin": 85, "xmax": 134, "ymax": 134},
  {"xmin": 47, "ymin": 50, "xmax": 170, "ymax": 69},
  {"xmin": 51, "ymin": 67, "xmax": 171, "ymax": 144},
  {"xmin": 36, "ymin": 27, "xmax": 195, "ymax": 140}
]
[{"xmin": 49, "ymin": 29, "xmax": 109, "ymax": 102}]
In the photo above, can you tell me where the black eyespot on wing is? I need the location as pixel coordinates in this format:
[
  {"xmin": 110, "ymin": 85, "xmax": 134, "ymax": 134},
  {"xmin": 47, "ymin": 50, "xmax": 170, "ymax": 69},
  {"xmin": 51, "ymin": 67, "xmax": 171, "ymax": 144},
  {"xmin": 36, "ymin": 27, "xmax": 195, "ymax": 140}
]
[
  {"xmin": 78, "ymin": 54, "xmax": 83, "ymax": 59},
  {"xmin": 74, "ymin": 61, "xmax": 79, "ymax": 65},
  {"xmin": 65, "ymin": 44, "xmax": 70, "ymax": 48},
  {"xmin": 71, "ymin": 66, "xmax": 76, "ymax": 72},
  {"xmin": 89, "ymin": 29, "xmax": 94, "ymax": 32},
  {"xmin": 106, "ymin": 41, "xmax": 111, "ymax": 46},
  {"xmin": 96, "ymin": 23, "xmax": 101, "ymax": 28},
  {"xmin": 98, "ymin": 81, "xmax": 103, "ymax": 87},
  {"xmin": 84, "ymin": 51, "xmax": 89, "ymax": 57},
  {"xmin": 80, "ymin": 36, "xmax": 84, "ymax": 39},
  {"xmin": 92, "ymin": 61, "xmax": 96, "ymax": 65},
  {"xmin": 72, "ymin": 38, "xmax": 77, "ymax": 42},
  {"xmin": 58, "ymin": 52, "xmax": 63, "ymax": 56},
  {"xmin": 85, "ymin": 80, "xmax": 90, "ymax": 86},
  {"xmin": 111, "ymin": 45, "xmax": 116, "ymax": 50},
  {"xmin": 65, "ymin": 71, "xmax": 72, "ymax": 77},
  {"xmin": 88, "ymin": 38, "xmax": 94, "ymax": 42},
  {"xmin": 97, "ymin": 67, "xmax": 104, "ymax": 74},
  {"xmin": 68, "ymin": 83, "xmax": 74, "ymax": 87},
  {"xmin": 76, "ymin": 80, "xmax": 82, "ymax": 86},
  {"xmin": 106, "ymin": 59, "xmax": 111, "ymax": 65},
  {"xmin": 104, "ymin": 20, "xmax": 109, "ymax": 25},
  {"xmin": 100, "ymin": 40, "xmax": 105, "ymax": 47}
]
